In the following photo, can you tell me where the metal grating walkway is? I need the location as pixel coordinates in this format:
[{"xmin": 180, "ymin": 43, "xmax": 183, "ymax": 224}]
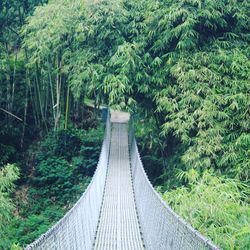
[{"xmin": 93, "ymin": 123, "xmax": 144, "ymax": 250}]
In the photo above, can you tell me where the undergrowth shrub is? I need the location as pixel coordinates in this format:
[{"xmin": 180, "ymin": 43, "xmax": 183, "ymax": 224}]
[
  {"xmin": 31, "ymin": 125, "xmax": 104, "ymax": 206},
  {"xmin": 5, "ymin": 124, "xmax": 104, "ymax": 248},
  {"xmin": 0, "ymin": 164, "xmax": 20, "ymax": 249},
  {"xmin": 162, "ymin": 169, "xmax": 250, "ymax": 249}
]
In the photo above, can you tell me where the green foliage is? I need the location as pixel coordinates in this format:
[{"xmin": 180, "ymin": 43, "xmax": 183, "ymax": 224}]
[
  {"xmin": 79, "ymin": 126, "xmax": 105, "ymax": 175},
  {"xmin": 7, "ymin": 207, "xmax": 64, "ymax": 246},
  {"xmin": 157, "ymin": 47, "xmax": 250, "ymax": 181},
  {"xmin": 162, "ymin": 169, "xmax": 250, "ymax": 249},
  {"xmin": 33, "ymin": 157, "xmax": 79, "ymax": 203},
  {"xmin": 2, "ymin": 124, "xmax": 103, "ymax": 248},
  {"xmin": 0, "ymin": 144, "xmax": 16, "ymax": 166},
  {"xmin": 1, "ymin": 0, "xmax": 249, "ymax": 248},
  {"xmin": 22, "ymin": 0, "xmax": 83, "ymax": 65},
  {"xmin": 0, "ymin": 164, "xmax": 19, "ymax": 249},
  {"xmin": 9, "ymin": 214, "xmax": 51, "ymax": 246},
  {"xmin": 29, "ymin": 125, "xmax": 103, "ymax": 212},
  {"xmin": 10, "ymin": 243, "xmax": 22, "ymax": 250},
  {"xmin": 37, "ymin": 129, "xmax": 84, "ymax": 161},
  {"xmin": 119, "ymin": 0, "xmax": 250, "ymax": 188}
]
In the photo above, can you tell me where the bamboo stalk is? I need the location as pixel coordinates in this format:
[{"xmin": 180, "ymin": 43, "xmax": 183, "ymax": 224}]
[
  {"xmin": 0, "ymin": 108, "xmax": 22, "ymax": 121},
  {"xmin": 65, "ymin": 85, "xmax": 70, "ymax": 129}
]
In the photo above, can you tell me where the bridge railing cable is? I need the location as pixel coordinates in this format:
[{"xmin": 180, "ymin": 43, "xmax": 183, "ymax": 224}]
[
  {"xmin": 25, "ymin": 111, "xmax": 111, "ymax": 250},
  {"xmin": 128, "ymin": 125, "xmax": 219, "ymax": 250}
]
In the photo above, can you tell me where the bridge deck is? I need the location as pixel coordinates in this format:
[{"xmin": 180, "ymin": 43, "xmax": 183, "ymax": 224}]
[{"xmin": 93, "ymin": 122, "xmax": 144, "ymax": 250}]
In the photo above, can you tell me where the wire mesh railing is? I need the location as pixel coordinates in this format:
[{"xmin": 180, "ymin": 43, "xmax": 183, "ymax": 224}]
[
  {"xmin": 25, "ymin": 111, "xmax": 219, "ymax": 250},
  {"xmin": 129, "ymin": 126, "xmax": 219, "ymax": 250},
  {"xmin": 25, "ymin": 111, "xmax": 111, "ymax": 250}
]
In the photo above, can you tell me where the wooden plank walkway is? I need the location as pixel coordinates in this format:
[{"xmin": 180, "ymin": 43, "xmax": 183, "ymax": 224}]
[{"xmin": 93, "ymin": 121, "xmax": 144, "ymax": 250}]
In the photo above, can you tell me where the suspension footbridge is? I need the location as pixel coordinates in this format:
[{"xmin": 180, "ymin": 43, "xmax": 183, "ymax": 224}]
[{"xmin": 26, "ymin": 111, "xmax": 219, "ymax": 250}]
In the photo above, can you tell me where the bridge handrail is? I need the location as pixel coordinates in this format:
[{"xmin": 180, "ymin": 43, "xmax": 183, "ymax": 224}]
[
  {"xmin": 129, "ymin": 126, "xmax": 220, "ymax": 250},
  {"xmin": 25, "ymin": 111, "xmax": 111, "ymax": 250}
]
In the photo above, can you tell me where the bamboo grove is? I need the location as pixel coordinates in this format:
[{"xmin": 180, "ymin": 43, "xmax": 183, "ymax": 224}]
[{"xmin": 0, "ymin": 0, "xmax": 249, "ymax": 249}]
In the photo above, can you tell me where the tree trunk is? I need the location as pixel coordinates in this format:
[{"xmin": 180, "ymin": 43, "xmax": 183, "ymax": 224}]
[
  {"xmin": 35, "ymin": 63, "xmax": 48, "ymax": 131},
  {"xmin": 64, "ymin": 84, "xmax": 70, "ymax": 129},
  {"xmin": 55, "ymin": 53, "xmax": 61, "ymax": 130},
  {"xmin": 5, "ymin": 43, "xmax": 11, "ymax": 117},
  {"xmin": 47, "ymin": 57, "xmax": 56, "ymax": 123},
  {"xmin": 11, "ymin": 51, "xmax": 18, "ymax": 112}
]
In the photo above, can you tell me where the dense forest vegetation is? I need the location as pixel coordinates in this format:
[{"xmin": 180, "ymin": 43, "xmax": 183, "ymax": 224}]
[{"xmin": 0, "ymin": 0, "xmax": 249, "ymax": 249}]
